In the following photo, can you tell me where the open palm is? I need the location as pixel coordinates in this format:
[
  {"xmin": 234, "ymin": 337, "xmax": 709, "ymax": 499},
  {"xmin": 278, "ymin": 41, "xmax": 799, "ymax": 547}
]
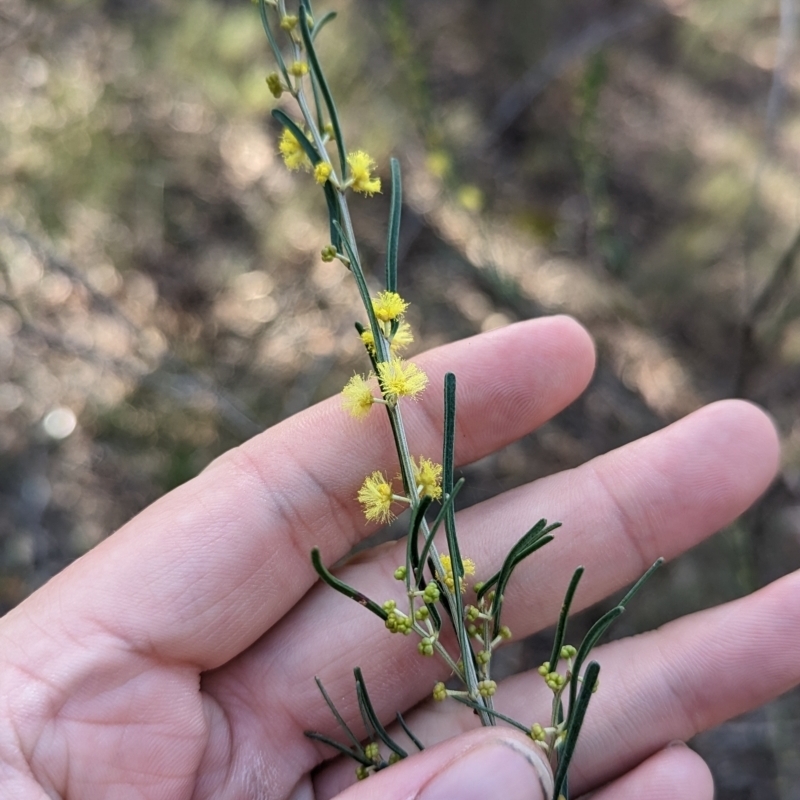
[{"xmin": 0, "ymin": 317, "xmax": 792, "ymax": 800}]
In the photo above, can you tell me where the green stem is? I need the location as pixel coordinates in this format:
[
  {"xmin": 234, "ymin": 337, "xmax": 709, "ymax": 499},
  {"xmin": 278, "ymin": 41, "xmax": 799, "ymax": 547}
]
[{"xmin": 268, "ymin": 0, "xmax": 490, "ymax": 727}]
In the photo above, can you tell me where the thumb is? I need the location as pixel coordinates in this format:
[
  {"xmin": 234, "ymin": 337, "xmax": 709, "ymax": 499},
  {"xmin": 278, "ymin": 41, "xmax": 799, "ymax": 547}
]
[{"xmin": 331, "ymin": 727, "xmax": 553, "ymax": 800}]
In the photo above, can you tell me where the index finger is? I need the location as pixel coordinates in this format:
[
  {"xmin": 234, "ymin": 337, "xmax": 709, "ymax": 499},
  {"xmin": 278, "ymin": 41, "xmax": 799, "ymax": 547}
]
[{"xmin": 7, "ymin": 316, "xmax": 595, "ymax": 670}]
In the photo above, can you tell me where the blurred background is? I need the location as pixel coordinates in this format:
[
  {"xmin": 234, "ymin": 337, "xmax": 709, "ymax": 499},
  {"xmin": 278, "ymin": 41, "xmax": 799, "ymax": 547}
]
[{"xmin": 2, "ymin": 0, "xmax": 800, "ymax": 795}]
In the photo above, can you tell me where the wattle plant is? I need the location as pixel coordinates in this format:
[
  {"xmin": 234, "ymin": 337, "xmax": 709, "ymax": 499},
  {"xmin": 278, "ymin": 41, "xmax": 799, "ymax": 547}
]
[{"xmin": 257, "ymin": 2, "xmax": 661, "ymax": 796}]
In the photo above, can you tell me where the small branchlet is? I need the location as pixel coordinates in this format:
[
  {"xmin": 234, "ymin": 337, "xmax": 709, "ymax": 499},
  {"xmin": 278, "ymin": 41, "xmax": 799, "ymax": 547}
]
[{"xmin": 259, "ymin": 2, "xmax": 662, "ymax": 796}]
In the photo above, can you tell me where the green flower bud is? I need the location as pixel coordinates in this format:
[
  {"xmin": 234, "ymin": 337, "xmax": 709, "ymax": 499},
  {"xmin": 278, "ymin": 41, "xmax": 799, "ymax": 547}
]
[
  {"xmin": 422, "ymin": 583, "xmax": 440, "ymax": 604},
  {"xmin": 364, "ymin": 742, "xmax": 380, "ymax": 762},
  {"xmin": 529, "ymin": 723, "xmax": 546, "ymax": 742},
  {"xmin": 417, "ymin": 638, "xmax": 434, "ymax": 656},
  {"xmin": 393, "ymin": 565, "xmax": 407, "ymax": 581},
  {"xmin": 266, "ymin": 72, "xmax": 284, "ymax": 98}
]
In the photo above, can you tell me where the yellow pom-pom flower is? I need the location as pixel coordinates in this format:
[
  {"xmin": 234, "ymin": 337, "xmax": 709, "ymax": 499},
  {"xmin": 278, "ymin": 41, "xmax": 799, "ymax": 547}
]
[
  {"xmin": 390, "ymin": 321, "xmax": 414, "ymax": 351},
  {"xmin": 377, "ymin": 357, "xmax": 428, "ymax": 400},
  {"xmin": 438, "ymin": 554, "xmax": 476, "ymax": 593},
  {"xmin": 279, "ymin": 128, "xmax": 311, "ymax": 172},
  {"xmin": 360, "ymin": 329, "xmax": 377, "ymax": 355},
  {"xmin": 314, "ymin": 162, "xmax": 333, "ymax": 185},
  {"xmin": 347, "ymin": 150, "xmax": 381, "ymax": 196},
  {"xmin": 290, "ymin": 61, "xmax": 309, "ymax": 77},
  {"xmin": 412, "ymin": 457, "xmax": 442, "ymax": 500},
  {"xmin": 357, "ymin": 471, "xmax": 396, "ymax": 523},
  {"xmin": 341, "ymin": 374, "xmax": 375, "ymax": 419},
  {"xmin": 361, "ymin": 321, "xmax": 413, "ymax": 356},
  {"xmin": 372, "ymin": 291, "xmax": 408, "ymax": 322}
]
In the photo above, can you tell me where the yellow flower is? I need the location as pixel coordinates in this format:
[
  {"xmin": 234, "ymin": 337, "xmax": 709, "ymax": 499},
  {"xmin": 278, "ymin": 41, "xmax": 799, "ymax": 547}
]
[
  {"xmin": 377, "ymin": 357, "xmax": 428, "ymax": 400},
  {"xmin": 413, "ymin": 457, "xmax": 442, "ymax": 500},
  {"xmin": 438, "ymin": 554, "xmax": 476, "ymax": 593},
  {"xmin": 314, "ymin": 162, "xmax": 333, "ymax": 185},
  {"xmin": 360, "ymin": 329, "xmax": 377, "ymax": 354},
  {"xmin": 347, "ymin": 150, "xmax": 381, "ymax": 195},
  {"xmin": 361, "ymin": 322, "xmax": 412, "ymax": 356},
  {"xmin": 372, "ymin": 291, "xmax": 408, "ymax": 322},
  {"xmin": 341, "ymin": 374, "xmax": 375, "ymax": 419},
  {"xmin": 290, "ymin": 61, "xmax": 309, "ymax": 77},
  {"xmin": 357, "ymin": 471, "xmax": 396, "ymax": 523},
  {"xmin": 390, "ymin": 321, "xmax": 414, "ymax": 351},
  {"xmin": 279, "ymin": 128, "xmax": 311, "ymax": 171}
]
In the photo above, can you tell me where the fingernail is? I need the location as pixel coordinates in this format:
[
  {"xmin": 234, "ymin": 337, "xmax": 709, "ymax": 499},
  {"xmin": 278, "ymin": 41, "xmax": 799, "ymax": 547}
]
[
  {"xmin": 418, "ymin": 737, "xmax": 552, "ymax": 800},
  {"xmin": 668, "ymin": 739, "xmax": 688, "ymax": 748}
]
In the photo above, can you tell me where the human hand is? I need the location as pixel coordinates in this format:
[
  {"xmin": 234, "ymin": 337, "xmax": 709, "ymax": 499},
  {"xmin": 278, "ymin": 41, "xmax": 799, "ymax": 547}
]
[{"xmin": 0, "ymin": 316, "xmax": 788, "ymax": 799}]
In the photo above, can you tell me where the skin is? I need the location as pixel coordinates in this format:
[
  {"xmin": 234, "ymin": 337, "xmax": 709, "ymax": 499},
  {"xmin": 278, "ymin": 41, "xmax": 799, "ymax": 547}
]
[{"xmin": 0, "ymin": 316, "xmax": 788, "ymax": 799}]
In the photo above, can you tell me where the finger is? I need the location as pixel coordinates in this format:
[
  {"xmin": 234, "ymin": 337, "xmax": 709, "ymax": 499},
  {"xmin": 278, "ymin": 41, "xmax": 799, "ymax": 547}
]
[
  {"xmin": 327, "ymin": 728, "xmax": 552, "ymax": 800},
  {"xmin": 4, "ymin": 317, "xmax": 594, "ymax": 670},
  {"xmin": 581, "ymin": 743, "xmax": 714, "ymax": 800},
  {"xmin": 208, "ymin": 399, "xmax": 778, "ymax": 754}
]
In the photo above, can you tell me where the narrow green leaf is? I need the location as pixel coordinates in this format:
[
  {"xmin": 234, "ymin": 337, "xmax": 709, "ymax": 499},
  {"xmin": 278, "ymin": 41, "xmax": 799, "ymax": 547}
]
[
  {"xmin": 299, "ymin": 6, "xmax": 347, "ymax": 177},
  {"xmin": 477, "ymin": 519, "xmax": 557, "ymax": 599},
  {"xmin": 309, "ymin": 71, "xmax": 326, "ymax": 136},
  {"xmin": 567, "ymin": 559, "xmax": 662, "ymax": 715},
  {"xmin": 258, "ymin": 0, "xmax": 289, "ymax": 83},
  {"xmin": 449, "ymin": 695, "xmax": 530, "ymax": 734},
  {"xmin": 407, "ymin": 495, "xmax": 433, "ymax": 576},
  {"xmin": 488, "ymin": 520, "xmax": 560, "ymax": 632},
  {"xmin": 304, "ymin": 731, "xmax": 372, "ymax": 766},
  {"xmin": 553, "ymin": 662, "xmax": 601, "ymax": 798},
  {"xmin": 490, "ymin": 534, "xmax": 554, "ymax": 634},
  {"xmin": 311, "ymin": 10, "xmax": 337, "ymax": 40},
  {"xmin": 313, "ymin": 676, "xmax": 364, "ymax": 755},
  {"xmin": 333, "ymin": 221, "xmax": 384, "ymax": 362},
  {"xmin": 619, "ymin": 558, "xmax": 663, "ymax": 608},
  {"xmin": 386, "ymin": 158, "xmax": 402, "ymax": 293},
  {"xmin": 441, "ymin": 373, "xmax": 468, "ymax": 642},
  {"xmin": 311, "ymin": 548, "xmax": 388, "ymax": 620},
  {"xmin": 323, "ymin": 182, "xmax": 342, "ymax": 252},
  {"xmin": 354, "ymin": 668, "xmax": 408, "ymax": 758},
  {"xmin": 547, "ymin": 567, "xmax": 585, "ymax": 673},
  {"xmin": 396, "ymin": 712, "xmax": 425, "ymax": 751},
  {"xmin": 354, "ymin": 680, "xmax": 376, "ymax": 742},
  {"xmin": 416, "ymin": 478, "xmax": 465, "ymax": 587},
  {"xmin": 442, "ymin": 374, "xmax": 462, "ymax": 576}
]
